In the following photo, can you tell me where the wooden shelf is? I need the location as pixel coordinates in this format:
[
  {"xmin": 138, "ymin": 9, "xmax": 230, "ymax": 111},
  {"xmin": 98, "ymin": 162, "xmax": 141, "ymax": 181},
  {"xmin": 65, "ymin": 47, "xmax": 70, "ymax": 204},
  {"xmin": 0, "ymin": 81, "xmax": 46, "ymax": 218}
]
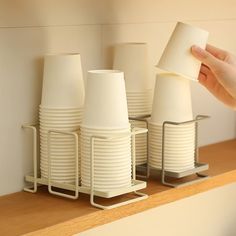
[{"xmin": 1, "ymin": 139, "xmax": 236, "ymax": 236}]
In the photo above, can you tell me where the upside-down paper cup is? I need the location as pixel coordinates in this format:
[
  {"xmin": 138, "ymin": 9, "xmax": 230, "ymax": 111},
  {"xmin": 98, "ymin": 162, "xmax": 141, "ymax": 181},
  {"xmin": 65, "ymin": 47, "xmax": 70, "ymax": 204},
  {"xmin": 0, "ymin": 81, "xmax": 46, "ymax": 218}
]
[
  {"xmin": 113, "ymin": 43, "xmax": 151, "ymax": 91},
  {"xmin": 157, "ymin": 22, "xmax": 209, "ymax": 81},
  {"xmin": 150, "ymin": 73, "xmax": 193, "ymax": 124},
  {"xmin": 41, "ymin": 53, "xmax": 85, "ymax": 108},
  {"xmin": 82, "ymin": 70, "xmax": 129, "ymax": 129}
]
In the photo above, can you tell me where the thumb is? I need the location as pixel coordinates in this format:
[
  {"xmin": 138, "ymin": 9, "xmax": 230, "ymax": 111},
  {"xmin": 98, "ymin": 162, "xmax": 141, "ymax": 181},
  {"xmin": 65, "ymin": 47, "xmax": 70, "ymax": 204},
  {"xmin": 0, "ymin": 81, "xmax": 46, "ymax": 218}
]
[{"xmin": 191, "ymin": 45, "xmax": 224, "ymax": 72}]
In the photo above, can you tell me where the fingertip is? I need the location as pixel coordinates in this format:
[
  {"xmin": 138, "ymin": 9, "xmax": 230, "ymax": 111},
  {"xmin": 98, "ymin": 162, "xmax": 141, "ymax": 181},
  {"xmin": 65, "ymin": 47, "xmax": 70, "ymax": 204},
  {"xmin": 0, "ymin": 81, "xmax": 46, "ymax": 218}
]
[
  {"xmin": 191, "ymin": 45, "xmax": 198, "ymax": 55},
  {"xmin": 198, "ymin": 73, "xmax": 207, "ymax": 85},
  {"xmin": 191, "ymin": 45, "xmax": 207, "ymax": 59},
  {"xmin": 191, "ymin": 45, "xmax": 198, "ymax": 51}
]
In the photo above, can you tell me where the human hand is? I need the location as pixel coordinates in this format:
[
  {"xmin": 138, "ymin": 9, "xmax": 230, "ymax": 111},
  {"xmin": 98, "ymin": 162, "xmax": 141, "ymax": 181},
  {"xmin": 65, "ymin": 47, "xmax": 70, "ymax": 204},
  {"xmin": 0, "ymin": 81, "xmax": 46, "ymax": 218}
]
[{"xmin": 191, "ymin": 44, "xmax": 236, "ymax": 110}]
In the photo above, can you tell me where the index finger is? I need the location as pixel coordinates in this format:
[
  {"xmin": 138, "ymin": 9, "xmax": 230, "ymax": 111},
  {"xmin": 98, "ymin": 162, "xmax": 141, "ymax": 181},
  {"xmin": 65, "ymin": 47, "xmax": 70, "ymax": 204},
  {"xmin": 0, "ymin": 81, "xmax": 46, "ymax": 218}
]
[{"xmin": 206, "ymin": 44, "xmax": 228, "ymax": 60}]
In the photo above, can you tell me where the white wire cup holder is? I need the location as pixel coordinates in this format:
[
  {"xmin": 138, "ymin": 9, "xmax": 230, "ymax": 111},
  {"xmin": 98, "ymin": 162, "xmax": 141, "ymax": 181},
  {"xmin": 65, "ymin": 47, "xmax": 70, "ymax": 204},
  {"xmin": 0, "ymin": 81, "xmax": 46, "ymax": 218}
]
[
  {"xmin": 158, "ymin": 115, "xmax": 210, "ymax": 188},
  {"xmin": 130, "ymin": 115, "xmax": 210, "ymax": 188},
  {"xmin": 22, "ymin": 124, "xmax": 148, "ymax": 210},
  {"xmin": 47, "ymin": 129, "xmax": 80, "ymax": 200},
  {"xmin": 22, "ymin": 124, "xmax": 81, "ymax": 199},
  {"xmin": 22, "ymin": 124, "xmax": 38, "ymax": 193},
  {"xmin": 83, "ymin": 128, "xmax": 148, "ymax": 209}
]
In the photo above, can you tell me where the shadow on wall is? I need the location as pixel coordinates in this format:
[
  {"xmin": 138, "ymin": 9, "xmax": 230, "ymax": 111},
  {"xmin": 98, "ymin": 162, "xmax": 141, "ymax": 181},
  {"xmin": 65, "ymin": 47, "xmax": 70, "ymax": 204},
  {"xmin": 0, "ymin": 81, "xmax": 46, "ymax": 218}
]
[
  {"xmin": 102, "ymin": 0, "xmax": 121, "ymax": 69},
  {"xmin": 0, "ymin": 1, "xmax": 48, "ymax": 195}
]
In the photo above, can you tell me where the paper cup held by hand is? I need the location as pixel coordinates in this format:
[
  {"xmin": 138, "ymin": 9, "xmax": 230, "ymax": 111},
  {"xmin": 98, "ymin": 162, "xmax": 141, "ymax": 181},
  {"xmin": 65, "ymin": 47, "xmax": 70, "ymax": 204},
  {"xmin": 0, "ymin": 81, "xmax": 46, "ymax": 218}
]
[{"xmin": 157, "ymin": 22, "xmax": 209, "ymax": 81}]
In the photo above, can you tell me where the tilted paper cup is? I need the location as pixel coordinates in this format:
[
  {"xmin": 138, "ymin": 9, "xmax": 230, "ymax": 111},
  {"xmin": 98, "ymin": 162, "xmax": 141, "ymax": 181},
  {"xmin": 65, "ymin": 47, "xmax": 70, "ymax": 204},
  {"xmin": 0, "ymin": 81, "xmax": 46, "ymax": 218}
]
[{"xmin": 157, "ymin": 22, "xmax": 209, "ymax": 81}]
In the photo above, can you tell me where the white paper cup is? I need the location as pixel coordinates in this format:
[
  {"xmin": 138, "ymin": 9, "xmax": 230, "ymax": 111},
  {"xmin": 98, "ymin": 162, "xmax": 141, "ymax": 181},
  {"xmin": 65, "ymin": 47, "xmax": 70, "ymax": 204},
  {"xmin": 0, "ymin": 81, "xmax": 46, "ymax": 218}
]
[
  {"xmin": 157, "ymin": 22, "xmax": 209, "ymax": 81},
  {"xmin": 40, "ymin": 160, "xmax": 76, "ymax": 166},
  {"xmin": 39, "ymin": 105, "xmax": 84, "ymax": 112},
  {"xmin": 40, "ymin": 161, "xmax": 75, "ymax": 167},
  {"xmin": 113, "ymin": 43, "xmax": 151, "ymax": 91},
  {"xmin": 82, "ymin": 70, "xmax": 129, "ymax": 129},
  {"xmin": 41, "ymin": 168, "xmax": 76, "ymax": 173},
  {"xmin": 81, "ymin": 162, "xmax": 131, "ymax": 169},
  {"xmin": 149, "ymin": 159, "xmax": 194, "ymax": 166},
  {"xmin": 40, "ymin": 114, "xmax": 83, "ymax": 119},
  {"xmin": 149, "ymin": 152, "xmax": 195, "ymax": 159},
  {"xmin": 81, "ymin": 182, "xmax": 131, "ymax": 190},
  {"xmin": 40, "ymin": 148, "xmax": 75, "ymax": 155},
  {"xmin": 148, "ymin": 120, "xmax": 195, "ymax": 172},
  {"xmin": 40, "ymin": 138, "xmax": 76, "ymax": 144},
  {"xmin": 40, "ymin": 122, "xmax": 81, "ymax": 127},
  {"xmin": 80, "ymin": 126, "xmax": 132, "ymax": 191},
  {"xmin": 81, "ymin": 135, "xmax": 130, "ymax": 144},
  {"xmin": 41, "ymin": 53, "xmax": 85, "ymax": 108},
  {"xmin": 148, "ymin": 120, "xmax": 195, "ymax": 133},
  {"xmin": 40, "ymin": 114, "xmax": 82, "ymax": 120},
  {"xmin": 150, "ymin": 73, "xmax": 193, "ymax": 124},
  {"xmin": 82, "ymin": 174, "xmax": 131, "ymax": 181},
  {"xmin": 81, "ymin": 145, "xmax": 131, "ymax": 156},
  {"xmin": 39, "ymin": 112, "xmax": 83, "ymax": 117},
  {"xmin": 82, "ymin": 175, "xmax": 131, "ymax": 183},
  {"xmin": 80, "ymin": 126, "xmax": 130, "ymax": 132},
  {"xmin": 81, "ymin": 135, "xmax": 130, "ymax": 142},
  {"xmin": 41, "ymin": 159, "xmax": 75, "ymax": 164}
]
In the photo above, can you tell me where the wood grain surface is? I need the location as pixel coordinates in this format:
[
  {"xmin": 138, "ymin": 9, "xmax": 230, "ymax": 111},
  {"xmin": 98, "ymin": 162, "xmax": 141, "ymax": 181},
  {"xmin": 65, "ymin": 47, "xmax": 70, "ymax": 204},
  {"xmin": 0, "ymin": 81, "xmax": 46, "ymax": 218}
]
[{"xmin": 0, "ymin": 139, "xmax": 236, "ymax": 236}]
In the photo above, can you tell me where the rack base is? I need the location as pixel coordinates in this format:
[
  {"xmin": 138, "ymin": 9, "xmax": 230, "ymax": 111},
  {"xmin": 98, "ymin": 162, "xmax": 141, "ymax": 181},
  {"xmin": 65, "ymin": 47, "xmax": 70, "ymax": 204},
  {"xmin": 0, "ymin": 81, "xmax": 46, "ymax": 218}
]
[
  {"xmin": 136, "ymin": 162, "xmax": 209, "ymax": 188},
  {"xmin": 25, "ymin": 175, "xmax": 147, "ymax": 209}
]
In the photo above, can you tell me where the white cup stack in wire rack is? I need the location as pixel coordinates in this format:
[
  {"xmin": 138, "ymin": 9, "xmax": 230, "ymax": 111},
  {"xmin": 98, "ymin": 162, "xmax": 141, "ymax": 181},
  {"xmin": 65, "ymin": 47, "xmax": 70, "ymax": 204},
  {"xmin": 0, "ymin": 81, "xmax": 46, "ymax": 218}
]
[
  {"xmin": 148, "ymin": 73, "xmax": 195, "ymax": 172},
  {"xmin": 149, "ymin": 22, "xmax": 209, "ymax": 173},
  {"xmin": 80, "ymin": 70, "xmax": 132, "ymax": 192},
  {"xmin": 40, "ymin": 53, "xmax": 85, "ymax": 183},
  {"xmin": 113, "ymin": 43, "xmax": 153, "ymax": 166}
]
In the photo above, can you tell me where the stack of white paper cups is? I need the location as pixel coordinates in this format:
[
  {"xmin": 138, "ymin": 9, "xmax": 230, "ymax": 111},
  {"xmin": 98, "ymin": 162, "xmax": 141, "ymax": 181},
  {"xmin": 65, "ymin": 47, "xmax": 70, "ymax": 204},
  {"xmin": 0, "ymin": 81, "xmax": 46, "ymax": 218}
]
[
  {"xmin": 113, "ymin": 43, "xmax": 152, "ymax": 165},
  {"xmin": 150, "ymin": 22, "xmax": 209, "ymax": 173},
  {"xmin": 81, "ymin": 70, "xmax": 132, "ymax": 191},
  {"xmin": 148, "ymin": 73, "xmax": 195, "ymax": 172},
  {"xmin": 40, "ymin": 53, "xmax": 85, "ymax": 183}
]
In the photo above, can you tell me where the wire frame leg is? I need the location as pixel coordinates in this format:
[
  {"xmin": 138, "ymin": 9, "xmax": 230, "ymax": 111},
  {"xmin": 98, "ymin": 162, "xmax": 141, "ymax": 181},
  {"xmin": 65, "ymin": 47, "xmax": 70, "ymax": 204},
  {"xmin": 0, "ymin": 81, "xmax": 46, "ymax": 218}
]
[
  {"xmin": 129, "ymin": 115, "xmax": 151, "ymax": 179},
  {"xmin": 90, "ymin": 191, "xmax": 148, "ymax": 210},
  {"xmin": 22, "ymin": 124, "xmax": 38, "ymax": 193},
  {"xmin": 47, "ymin": 130, "xmax": 80, "ymax": 200}
]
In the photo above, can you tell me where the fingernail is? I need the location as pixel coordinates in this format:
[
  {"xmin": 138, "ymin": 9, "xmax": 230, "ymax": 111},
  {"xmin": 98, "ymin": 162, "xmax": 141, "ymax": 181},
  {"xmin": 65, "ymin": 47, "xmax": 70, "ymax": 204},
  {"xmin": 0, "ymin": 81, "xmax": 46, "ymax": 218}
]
[{"xmin": 192, "ymin": 45, "xmax": 207, "ymax": 58}]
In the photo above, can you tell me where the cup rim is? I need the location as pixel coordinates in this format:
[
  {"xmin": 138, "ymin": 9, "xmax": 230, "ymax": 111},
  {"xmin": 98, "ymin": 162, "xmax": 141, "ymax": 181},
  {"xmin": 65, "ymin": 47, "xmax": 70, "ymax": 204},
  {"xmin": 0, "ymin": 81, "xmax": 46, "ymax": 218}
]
[
  {"xmin": 40, "ymin": 105, "xmax": 84, "ymax": 111},
  {"xmin": 87, "ymin": 69, "xmax": 122, "ymax": 74},
  {"xmin": 154, "ymin": 67, "xmax": 198, "ymax": 81},
  {"xmin": 176, "ymin": 21, "xmax": 209, "ymax": 33},
  {"xmin": 80, "ymin": 124, "xmax": 130, "ymax": 130},
  {"xmin": 116, "ymin": 42, "xmax": 147, "ymax": 46},
  {"xmin": 44, "ymin": 52, "xmax": 81, "ymax": 57}
]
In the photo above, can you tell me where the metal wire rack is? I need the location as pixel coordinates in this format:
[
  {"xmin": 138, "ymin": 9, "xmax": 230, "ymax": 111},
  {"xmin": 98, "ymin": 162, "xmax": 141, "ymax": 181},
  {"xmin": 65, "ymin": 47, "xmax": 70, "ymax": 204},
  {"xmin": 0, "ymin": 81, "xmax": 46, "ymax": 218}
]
[
  {"xmin": 22, "ymin": 124, "xmax": 148, "ymax": 209},
  {"xmin": 130, "ymin": 115, "xmax": 210, "ymax": 187}
]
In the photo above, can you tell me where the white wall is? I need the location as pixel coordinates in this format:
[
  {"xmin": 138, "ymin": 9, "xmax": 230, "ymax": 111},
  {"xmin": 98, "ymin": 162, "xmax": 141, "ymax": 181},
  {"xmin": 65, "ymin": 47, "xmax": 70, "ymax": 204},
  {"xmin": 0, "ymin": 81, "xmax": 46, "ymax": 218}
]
[
  {"xmin": 0, "ymin": 0, "xmax": 236, "ymax": 196},
  {"xmin": 78, "ymin": 183, "xmax": 236, "ymax": 236},
  {"xmin": 101, "ymin": 0, "xmax": 236, "ymax": 146},
  {"xmin": 0, "ymin": 0, "xmax": 104, "ymax": 196}
]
